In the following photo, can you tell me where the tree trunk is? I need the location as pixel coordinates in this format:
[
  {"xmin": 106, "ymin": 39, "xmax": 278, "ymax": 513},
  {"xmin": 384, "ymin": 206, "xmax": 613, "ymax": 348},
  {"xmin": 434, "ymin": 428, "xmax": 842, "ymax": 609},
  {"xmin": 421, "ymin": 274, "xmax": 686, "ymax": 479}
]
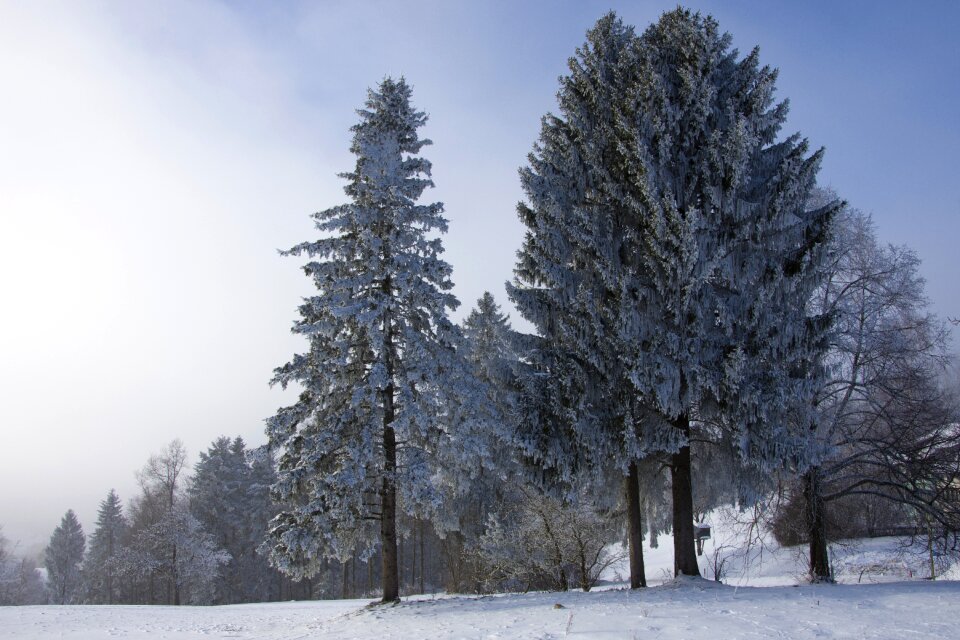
[
  {"xmin": 367, "ymin": 557, "xmax": 373, "ymax": 594},
  {"xmin": 410, "ymin": 524, "xmax": 417, "ymax": 593},
  {"xmin": 418, "ymin": 520, "xmax": 425, "ymax": 594},
  {"xmin": 626, "ymin": 461, "xmax": 647, "ymax": 588},
  {"xmin": 803, "ymin": 466, "xmax": 831, "ymax": 581},
  {"xmin": 352, "ymin": 553, "xmax": 359, "ymax": 597},
  {"xmin": 539, "ymin": 509, "xmax": 568, "ymax": 591},
  {"xmin": 577, "ymin": 537, "xmax": 591, "ymax": 592},
  {"xmin": 380, "ymin": 273, "xmax": 400, "ymax": 603},
  {"xmin": 381, "ymin": 423, "xmax": 400, "ymax": 602},
  {"xmin": 671, "ymin": 415, "xmax": 699, "ymax": 577},
  {"xmin": 444, "ymin": 531, "xmax": 464, "ymax": 592},
  {"xmin": 171, "ymin": 545, "xmax": 180, "ymax": 605}
]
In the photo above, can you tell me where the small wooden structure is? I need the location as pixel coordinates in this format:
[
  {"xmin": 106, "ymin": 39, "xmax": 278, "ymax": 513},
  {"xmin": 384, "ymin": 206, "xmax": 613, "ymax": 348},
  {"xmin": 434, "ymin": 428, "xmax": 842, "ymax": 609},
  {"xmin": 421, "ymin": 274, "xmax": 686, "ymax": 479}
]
[{"xmin": 694, "ymin": 523, "xmax": 711, "ymax": 556}]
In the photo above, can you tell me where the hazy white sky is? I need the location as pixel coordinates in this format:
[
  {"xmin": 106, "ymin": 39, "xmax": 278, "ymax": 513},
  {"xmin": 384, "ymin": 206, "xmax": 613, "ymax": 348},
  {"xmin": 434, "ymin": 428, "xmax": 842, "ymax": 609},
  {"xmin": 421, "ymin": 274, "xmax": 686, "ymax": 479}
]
[{"xmin": 1, "ymin": 0, "xmax": 957, "ymax": 550}]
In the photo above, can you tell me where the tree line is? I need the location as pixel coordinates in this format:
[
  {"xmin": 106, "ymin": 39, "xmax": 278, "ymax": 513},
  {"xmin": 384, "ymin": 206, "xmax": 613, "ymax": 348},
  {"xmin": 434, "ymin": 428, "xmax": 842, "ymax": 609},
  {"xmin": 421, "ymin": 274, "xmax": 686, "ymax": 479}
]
[{"xmin": 4, "ymin": 438, "xmax": 292, "ymax": 605}]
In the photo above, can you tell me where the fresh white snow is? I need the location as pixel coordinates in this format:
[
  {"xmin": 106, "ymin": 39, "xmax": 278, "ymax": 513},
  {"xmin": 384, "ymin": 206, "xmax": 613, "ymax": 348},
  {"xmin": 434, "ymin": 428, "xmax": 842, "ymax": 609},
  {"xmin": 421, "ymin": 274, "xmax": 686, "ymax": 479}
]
[{"xmin": 2, "ymin": 579, "xmax": 959, "ymax": 639}]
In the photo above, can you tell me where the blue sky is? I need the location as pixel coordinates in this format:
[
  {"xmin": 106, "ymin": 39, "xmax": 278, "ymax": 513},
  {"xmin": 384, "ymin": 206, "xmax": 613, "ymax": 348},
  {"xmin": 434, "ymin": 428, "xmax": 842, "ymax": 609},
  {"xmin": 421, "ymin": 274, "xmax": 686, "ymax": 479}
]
[{"xmin": 0, "ymin": 0, "xmax": 957, "ymax": 547}]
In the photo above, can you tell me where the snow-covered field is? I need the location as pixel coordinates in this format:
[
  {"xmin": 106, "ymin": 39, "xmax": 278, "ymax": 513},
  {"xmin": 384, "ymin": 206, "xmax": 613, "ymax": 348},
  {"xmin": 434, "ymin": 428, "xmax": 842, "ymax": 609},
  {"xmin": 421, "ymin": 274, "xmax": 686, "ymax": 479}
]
[
  {"xmin": 3, "ymin": 580, "xmax": 960, "ymax": 640},
  {"xmin": 5, "ymin": 516, "xmax": 959, "ymax": 640}
]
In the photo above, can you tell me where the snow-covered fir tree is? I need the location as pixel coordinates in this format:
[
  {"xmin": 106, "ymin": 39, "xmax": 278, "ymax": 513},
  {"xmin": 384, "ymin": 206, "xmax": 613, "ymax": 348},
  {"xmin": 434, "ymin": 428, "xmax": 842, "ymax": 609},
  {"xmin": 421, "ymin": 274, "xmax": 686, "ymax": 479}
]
[
  {"xmin": 507, "ymin": 12, "xmax": 658, "ymax": 588},
  {"xmin": 83, "ymin": 490, "xmax": 128, "ymax": 604},
  {"xmin": 435, "ymin": 292, "xmax": 519, "ymax": 591},
  {"xmin": 44, "ymin": 509, "xmax": 85, "ymax": 604},
  {"xmin": 617, "ymin": 8, "xmax": 836, "ymax": 576},
  {"xmin": 461, "ymin": 293, "xmax": 516, "ymax": 391},
  {"xmin": 188, "ymin": 436, "xmax": 281, "ymax": 603},
  {"xmin": 267, "ymin": 77, "xmax": 483, "ymax": 602},
  {"xmin": 510, "ymin": 9, "xmax": 836, "ymax": 578}
]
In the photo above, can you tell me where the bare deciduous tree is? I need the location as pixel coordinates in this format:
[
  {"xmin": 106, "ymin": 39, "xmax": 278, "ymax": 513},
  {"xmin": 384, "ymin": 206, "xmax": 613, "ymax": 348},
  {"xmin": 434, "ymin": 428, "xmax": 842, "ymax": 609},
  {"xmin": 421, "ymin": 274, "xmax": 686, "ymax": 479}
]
[{"xmin": 799, "ymin": 198, "xmax": 960, "ymax": 580}]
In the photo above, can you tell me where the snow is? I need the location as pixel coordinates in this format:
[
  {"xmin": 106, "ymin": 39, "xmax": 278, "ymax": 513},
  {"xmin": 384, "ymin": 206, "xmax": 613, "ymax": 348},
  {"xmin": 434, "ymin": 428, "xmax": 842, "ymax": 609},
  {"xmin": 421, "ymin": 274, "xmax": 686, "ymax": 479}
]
[
  {"xmin": 2, "ymin": 580, "xmax": 959, "ymax": 639},
  {"xmin": 609, "ymin": 508, "xmax": 952, "ymax": 588}
]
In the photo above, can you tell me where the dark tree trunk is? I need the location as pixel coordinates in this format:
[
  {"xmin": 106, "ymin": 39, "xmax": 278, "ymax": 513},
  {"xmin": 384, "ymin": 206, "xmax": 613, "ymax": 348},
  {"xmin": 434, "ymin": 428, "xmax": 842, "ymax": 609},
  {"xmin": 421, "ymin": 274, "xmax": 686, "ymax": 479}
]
[
  {"xmin": 671, "ymin": 415, "xmax": 700, "ymax": 577},
  {"xmin": 410, "ymin": 524, "xmax": 417, "ymax": 592},
  {"xmin": 539, "ymin": 511, "xmax": 568, "ymax": 591},
  {"xmin": 352, "ymin": 553, "xmax": 359, "ymax": 597},
  {"xmin": 380, "ymin": 273, "xmax": 400, "ymax": 603},
  {"xmin": 418, "ymin": 520, "xmax": 425, "ymax": 594},
  {"xmin": 399, "ymin": 534, "xmax": 405, "ymax": 592},
  {"xmin": 381, "ymin": 424, "xmax": 400, "ymax": 602},
  {"xmin": 803, "ymin": 466, "xmax": 831, "ymax": 581},
  {"xmin": 626, "ymin": 460, "xmax": 647, "ymax": 588},
  {"xmin": 444, "ymin": 531, "xmax": 464, "ymax": 592},
  {"xmin": 171, "ymin": 545, "xmax": 180, "ymax": 605},
  {"xmin": 367, "ymin": 556, "xmax": 373, "ymax": 594}
]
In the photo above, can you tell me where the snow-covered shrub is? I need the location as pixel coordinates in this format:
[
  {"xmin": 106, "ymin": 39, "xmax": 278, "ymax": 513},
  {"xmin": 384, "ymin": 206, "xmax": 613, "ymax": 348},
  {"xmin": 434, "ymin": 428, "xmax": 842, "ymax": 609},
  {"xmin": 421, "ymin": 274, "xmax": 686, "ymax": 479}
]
[{"xmin": 477, "ymin": 489, "xmax": 622, "ymax": 592}]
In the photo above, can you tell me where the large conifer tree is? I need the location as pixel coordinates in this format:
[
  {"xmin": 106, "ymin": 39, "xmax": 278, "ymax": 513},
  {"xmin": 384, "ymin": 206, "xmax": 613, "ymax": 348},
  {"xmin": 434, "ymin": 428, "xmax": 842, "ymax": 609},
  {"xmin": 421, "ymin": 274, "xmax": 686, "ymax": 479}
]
[
  {"xmin": 511, "ymin": 9, "xmax": 835, "ymax": 578},
  {"xmin": 268, "ymin": 77, "xmax": 466, "ymax": 602},
  {"xmin": 509, "ymin": 13, "xmax": 654, "ymax": 588}
]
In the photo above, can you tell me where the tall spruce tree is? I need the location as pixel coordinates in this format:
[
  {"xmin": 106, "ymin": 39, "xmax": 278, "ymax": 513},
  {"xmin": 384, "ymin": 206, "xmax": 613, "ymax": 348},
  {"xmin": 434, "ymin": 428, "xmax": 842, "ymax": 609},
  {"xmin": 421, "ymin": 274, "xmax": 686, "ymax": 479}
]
[
  {"xmin": 508, "ymin": 12, "xmax": 654, "ymax": 588},
  {"xmin": 511, "ymin": 9, "xmax": 835, "ymax": 578},
  {"xmin": 625, "ymin": 8, "xmax": 835, "ymax": 576},
  {"xmin": 44, "ymin": 510, "xmax": 85, "ymax": 604},
  {"xmin": 84, "ymin": 490, "xmax": 128, "ymax": 604},
  {"xmin": 268, "ymin": 77, "xmax": 471, "ymax": 602}
]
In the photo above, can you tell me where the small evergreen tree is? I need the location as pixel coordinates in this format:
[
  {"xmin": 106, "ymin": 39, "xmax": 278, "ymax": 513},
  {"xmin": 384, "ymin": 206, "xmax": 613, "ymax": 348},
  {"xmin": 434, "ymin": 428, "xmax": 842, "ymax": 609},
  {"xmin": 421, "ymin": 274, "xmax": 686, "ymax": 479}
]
[
  {"xmin": 462, "ymin": 293, "xmax": 515, "ymax": 391},
  {"xmin": 268, "ymin": 77, "xmax": 480, "ymax": 602},
  {"xmin": 44, "ymin": 510, "xmax": 85, "ymax": 604},
  {"xmin": 84, "ymin": 490, "xmax": 128, "ymax": 604}
]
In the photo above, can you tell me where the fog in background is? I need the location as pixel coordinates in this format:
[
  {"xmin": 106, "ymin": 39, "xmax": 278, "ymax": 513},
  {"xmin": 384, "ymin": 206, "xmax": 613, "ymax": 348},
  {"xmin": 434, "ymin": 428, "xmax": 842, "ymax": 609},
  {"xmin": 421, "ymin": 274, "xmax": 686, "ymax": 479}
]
[{"xmin": 1, "ymin": 0, "xmax": 957, "ymax": 552}]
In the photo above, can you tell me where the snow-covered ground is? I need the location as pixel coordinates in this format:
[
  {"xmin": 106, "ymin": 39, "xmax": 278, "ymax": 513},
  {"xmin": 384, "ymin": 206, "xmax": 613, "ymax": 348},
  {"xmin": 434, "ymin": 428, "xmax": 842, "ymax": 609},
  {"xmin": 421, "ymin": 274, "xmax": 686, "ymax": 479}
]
[
  {"xmin": 3, "ymin": 580, "xmax": 959, "ymax": 639},
  {"xmin": 4, "ymin": 513, "xmax": 959, "ymax": 639}
]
